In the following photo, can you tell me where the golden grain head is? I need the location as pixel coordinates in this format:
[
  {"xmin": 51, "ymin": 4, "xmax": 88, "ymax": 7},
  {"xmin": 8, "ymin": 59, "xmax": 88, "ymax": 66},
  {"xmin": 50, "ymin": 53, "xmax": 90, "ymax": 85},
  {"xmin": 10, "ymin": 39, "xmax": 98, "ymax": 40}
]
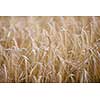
[{"xmin": 0, "ymin": 16, "xmax": 100, "ymax": 83}]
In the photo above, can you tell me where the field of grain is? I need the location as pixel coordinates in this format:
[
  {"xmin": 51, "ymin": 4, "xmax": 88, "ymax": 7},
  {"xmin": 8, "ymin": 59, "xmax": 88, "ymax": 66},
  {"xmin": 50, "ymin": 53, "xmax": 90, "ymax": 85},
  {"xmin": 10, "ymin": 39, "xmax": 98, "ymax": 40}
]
[{"xmin": 0, "ymin": 16, "xmax": 100, "ymax": 83}]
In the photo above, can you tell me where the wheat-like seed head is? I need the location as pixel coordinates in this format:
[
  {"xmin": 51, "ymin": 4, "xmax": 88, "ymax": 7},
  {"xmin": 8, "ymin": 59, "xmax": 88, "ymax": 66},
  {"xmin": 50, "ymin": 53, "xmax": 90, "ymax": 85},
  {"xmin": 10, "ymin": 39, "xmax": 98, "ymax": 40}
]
[{"xmin": 0, "ymin": 16, "xmax": 100, "ymax": 82}]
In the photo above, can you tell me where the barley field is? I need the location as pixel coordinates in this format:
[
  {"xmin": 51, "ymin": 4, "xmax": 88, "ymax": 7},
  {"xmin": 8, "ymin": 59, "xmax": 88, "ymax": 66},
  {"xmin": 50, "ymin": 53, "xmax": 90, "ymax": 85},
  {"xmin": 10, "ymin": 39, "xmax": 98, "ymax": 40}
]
[{"xmin": 0, "ymin": 16, "xmax": 100, "ymax": 83}]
